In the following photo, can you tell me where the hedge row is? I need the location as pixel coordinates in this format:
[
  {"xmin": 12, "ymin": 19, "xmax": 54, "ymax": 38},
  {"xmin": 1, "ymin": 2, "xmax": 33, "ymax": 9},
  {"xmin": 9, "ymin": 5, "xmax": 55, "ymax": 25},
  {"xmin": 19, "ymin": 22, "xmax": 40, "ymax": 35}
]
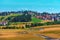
[
  {"xmin": 0, "ymin": 21, "xmax": 60, "ymax": 29},
  {"xmin": 25, "ymin": 21, "xmax": 60, "ymax": 28}
]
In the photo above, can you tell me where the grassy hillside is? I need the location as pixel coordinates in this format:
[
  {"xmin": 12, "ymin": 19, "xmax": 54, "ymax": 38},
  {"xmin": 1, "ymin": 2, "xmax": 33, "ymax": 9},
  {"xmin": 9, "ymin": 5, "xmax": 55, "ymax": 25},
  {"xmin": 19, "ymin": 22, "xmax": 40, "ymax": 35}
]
[
  {"xmin": 0, "ymin": 16, "xmax": 4, "ymax": 22},
  {"xmin": 0, "ymin": 14, "xmax": 21, "ymax": 22},
  {"xmin": 31, "ymin": 17, "xmax": 42, "ymax": 23},
  {"xmin": 0, "ymin": 14, "xmax": 42, "ymax": 23}
]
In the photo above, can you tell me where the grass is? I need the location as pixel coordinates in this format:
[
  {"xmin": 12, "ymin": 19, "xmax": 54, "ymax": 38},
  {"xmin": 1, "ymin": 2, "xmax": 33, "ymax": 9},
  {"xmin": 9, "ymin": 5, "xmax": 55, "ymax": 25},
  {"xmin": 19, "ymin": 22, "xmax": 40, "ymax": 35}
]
[
  {"xmin": 40, "ymin": 30, "xmax": 60, "ymax": 38},
  {"xmin": 0, "ymin": 16, "xmax": 4, "ymax": 21},
  {"xmin": 0, "ymin": 24, "xmax": 60, "ymax": 39},
  {"xmin": 2, "ymin": 35, "xmax": 45, "ymax": 40},
  {"xmin": 32, "ymin": 24, "xmax": 60, "ymax": 29},
  {"xmin": 41, "ymin": 30, "xmax": 60, "ymax": 34},
  {"xmin": 31, "ymin": 17, "xmax": 42, "ymax": 23},
  {"xmin": 0, "ymin": 29, "xmax": 45, "ymax": 40},
  {"xmin": 0, "ymin": 13, "xmax": 21, "ymax": 21}
]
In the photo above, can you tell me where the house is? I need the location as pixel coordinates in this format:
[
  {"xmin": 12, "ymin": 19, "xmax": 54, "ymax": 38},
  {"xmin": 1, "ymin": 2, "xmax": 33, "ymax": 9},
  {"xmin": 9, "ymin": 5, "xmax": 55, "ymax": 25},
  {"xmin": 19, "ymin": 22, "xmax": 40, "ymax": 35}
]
[
  {"xmin": 0, "ymin": 21, "xmax": 8, "ymax": 26},
  {"xmin": 51, "ymin": 14, "xmax": 60, "ymax": 21}
]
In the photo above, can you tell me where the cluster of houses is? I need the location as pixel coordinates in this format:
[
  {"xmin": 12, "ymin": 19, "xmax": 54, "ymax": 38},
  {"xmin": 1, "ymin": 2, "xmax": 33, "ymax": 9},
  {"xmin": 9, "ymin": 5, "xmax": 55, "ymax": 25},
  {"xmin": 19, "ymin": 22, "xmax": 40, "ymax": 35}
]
[
  {"xmin": 26, "ymin": 10, "xmax": 60, "ymax": 21},
  {"xmin": 36, "ymin": 13, "xmax": 60, "ymax": 21}
]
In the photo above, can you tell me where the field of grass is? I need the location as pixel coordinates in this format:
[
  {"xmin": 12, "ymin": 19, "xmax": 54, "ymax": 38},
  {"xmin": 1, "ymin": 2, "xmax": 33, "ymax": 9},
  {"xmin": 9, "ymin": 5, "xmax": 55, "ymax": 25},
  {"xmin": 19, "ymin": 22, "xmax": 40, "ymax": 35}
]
[
  {"xmin": 31, "ymin": 17, "xmax": 42, "ymax": 23},
  {"xmin": 40, "ymin": 30, "xmax": 60, "ymax": 38},
  {"xmin": 0, "ymin": 25, "xmax": 60, "ymax": 40},
  {"xmin": 0, "ymin": 29, "xmax": 45, "ymax": 40},
  {"xmin": 0, "ymin": 16, "xmax": 4, "ymax": 22},
  {"xmin": 0, "ymin": 14, "xmax": 22, "ymax": 22}
]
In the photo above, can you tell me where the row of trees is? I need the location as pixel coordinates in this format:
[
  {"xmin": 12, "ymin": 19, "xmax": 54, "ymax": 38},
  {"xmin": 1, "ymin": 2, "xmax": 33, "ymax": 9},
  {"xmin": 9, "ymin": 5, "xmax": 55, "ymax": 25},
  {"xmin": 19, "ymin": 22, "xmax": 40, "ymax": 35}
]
[
  {"xmin": 0, "ymin": 21, "xmax": 60, "ymax": 29},
  {"xmin": 0, "ymin": 10, "xmax": 36, "ymax": 16},
  {"xmin": 25, "ymin": 21, "xmax": 60, "ymax": 28},
  {"xmin": 0, "ymin": 10, "xmax": 60, "ymax": 16}
]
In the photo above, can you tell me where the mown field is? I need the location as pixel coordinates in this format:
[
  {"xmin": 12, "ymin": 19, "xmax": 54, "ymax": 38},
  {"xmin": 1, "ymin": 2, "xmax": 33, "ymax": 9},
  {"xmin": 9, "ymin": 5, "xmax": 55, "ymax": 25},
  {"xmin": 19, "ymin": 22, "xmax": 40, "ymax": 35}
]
[
  {"xmin": 0, "ymin": 25, "xmax": 60, "ymax": 40},
  {"xmin": 0, "ymin": 29, "xmax": 45, "ymax": 40}
]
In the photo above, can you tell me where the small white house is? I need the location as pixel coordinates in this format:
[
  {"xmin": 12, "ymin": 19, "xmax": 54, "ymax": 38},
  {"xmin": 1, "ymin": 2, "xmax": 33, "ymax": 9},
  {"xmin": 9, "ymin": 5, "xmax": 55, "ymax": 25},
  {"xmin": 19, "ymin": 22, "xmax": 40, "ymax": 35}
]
[{"xmin": 0, "ymin": 21, "xmax": 8, "ymax": 26}]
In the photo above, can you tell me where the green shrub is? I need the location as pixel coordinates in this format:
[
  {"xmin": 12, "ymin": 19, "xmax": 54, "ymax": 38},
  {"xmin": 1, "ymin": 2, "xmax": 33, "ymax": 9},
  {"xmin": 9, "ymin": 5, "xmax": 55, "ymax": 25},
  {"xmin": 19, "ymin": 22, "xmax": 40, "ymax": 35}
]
[{"xmin": 25, "ymin": 25, "xmax": 31, "ymax": 28}]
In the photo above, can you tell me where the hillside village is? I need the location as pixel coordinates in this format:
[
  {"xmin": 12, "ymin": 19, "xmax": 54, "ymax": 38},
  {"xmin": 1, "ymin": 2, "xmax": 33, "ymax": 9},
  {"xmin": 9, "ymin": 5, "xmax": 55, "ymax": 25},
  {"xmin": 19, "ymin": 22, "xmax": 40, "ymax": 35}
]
[
  {"xmin": 0, "ymin": 10, "xmax": 60, "ymax": 29},
  {"xmin": 36, "ymin": 13, "xmax": 60, "ymax": 21}
]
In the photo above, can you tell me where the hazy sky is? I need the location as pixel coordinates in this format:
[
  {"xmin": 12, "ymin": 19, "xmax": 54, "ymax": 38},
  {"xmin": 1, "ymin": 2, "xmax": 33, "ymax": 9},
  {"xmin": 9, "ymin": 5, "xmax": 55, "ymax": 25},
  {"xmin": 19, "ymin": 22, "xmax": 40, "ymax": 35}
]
[{"xmin": 0, "ymin": 0, "xmax": 60, "ymax": 13}]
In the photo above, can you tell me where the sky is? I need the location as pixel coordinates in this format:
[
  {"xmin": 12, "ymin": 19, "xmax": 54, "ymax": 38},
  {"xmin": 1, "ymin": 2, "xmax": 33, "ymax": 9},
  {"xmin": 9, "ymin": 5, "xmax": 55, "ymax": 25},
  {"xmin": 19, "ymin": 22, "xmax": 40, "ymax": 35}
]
[{"xmin": 0, "ymin": 0, "xmax": 60, "ymax": 13}]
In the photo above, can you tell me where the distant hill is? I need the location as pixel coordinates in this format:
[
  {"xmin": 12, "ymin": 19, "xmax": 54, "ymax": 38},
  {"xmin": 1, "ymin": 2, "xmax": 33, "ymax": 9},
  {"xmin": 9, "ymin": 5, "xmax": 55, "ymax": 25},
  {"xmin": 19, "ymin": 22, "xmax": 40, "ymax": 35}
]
[
  {"xmin": 0, "ymin": 10, "xmax": 60, "ymax": 22},
  {"xmin": 0, "ymin": 13, "xmax": 43, "ymax": 23}
]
